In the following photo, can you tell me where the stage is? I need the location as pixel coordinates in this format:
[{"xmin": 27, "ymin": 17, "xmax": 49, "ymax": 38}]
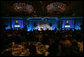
[{"xmin": 1, "ymin": 17, "xmax": 83, "ymax": 31}]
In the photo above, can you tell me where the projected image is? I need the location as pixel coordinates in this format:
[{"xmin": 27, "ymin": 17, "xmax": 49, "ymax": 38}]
[
  {"xmin": 14, "ymin": 20, "xmax": 20, "ymax": 28},
  {"xmin": 62, "ymin": 20, "xmax": 74, "ymax": 29},
  {"xmin": 12, "ymin": 20, "xmax": 23, "ymax": 29},
  {"xmin": 34, "ymin": 24, "xmax": 52, "ymax": 31},
  {"xmin": 64, "ymin": 20, "xmax": 71, "ymax": 28}
]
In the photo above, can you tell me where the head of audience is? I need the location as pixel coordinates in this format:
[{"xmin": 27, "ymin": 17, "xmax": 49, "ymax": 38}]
[{"xmin": 1, "ymin": 28, "xmax": 83, "ymax": 56}]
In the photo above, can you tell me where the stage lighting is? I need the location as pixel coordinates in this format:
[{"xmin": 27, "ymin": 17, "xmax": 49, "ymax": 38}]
[
  {"xmin": 13, "ymin": 3, "xmax": 34, "ymax": 14},
  {"xmin": 65, "ymin": 20, "xmax": 71, "ymax": 28},
  {"xmin": 46, "ymin": 2, "xmax": 66, "ymax": 14},
  {"xmin": 14, "ymin": 25, "xmax": 20, "ymax": 28},
  {"xmin": 14, "ymin": 20, "xmax": 20, "ymax": 28}
]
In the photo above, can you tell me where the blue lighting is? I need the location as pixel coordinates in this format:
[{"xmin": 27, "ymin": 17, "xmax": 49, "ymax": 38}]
[
  {"xmin": 12, "ymin": 20, "xmax": 24, "ymax": 30},
  {"xmin": 75, "ymin": 20, "xmax": 82, "ymax": 30},
  {"xmin": 1, "ymin": 17, "xmax": 83, "ymax": 31},
  {"xmin": 75, "ymin": 26, "xmax": 81, "ymax": 30},
  {"xmin": 27, "ymin": 27, "xmax": 32, "ymax": 31},
  {"xmin": 6, "ymin": 26, "xmax": 11, "ymax": 30},
  {"xmin": 62, "ymin": 20, "xmax": 74, "ymax": 29},
  {"xmin": 52, "ymin": 25, "xmax": 56, "ymax": 30}
]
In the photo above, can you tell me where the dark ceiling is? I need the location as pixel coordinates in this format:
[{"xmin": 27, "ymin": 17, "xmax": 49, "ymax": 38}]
[{"xmin": 1, "ymin": 1, "xmax": 83, "ymax": 17}]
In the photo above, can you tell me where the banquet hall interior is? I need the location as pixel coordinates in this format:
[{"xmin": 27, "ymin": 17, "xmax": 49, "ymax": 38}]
[{"xmin": 0, "ymin": 0, "xmax": 83, "ymax": 56}]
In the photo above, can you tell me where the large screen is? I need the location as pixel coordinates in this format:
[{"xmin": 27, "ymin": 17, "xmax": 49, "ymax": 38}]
[
  {"xmin": 62, "ymin": 20, "xmax": 74, "ymax": 29},
  {"xmin": 12, "ymin": 20, "xmax": 23, "ymax": 29}
]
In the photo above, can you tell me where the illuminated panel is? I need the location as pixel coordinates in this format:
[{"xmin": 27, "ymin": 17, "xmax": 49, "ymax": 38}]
[
  {"xmin": 65, "ymin": 25, "xmax": 71, "ymax": 28},
  {"xmin": 12, "ymin": 20, "xmax": 23, "ymax": 29},
  {"xmin": 14, "ymin": 25, "xmax": 20, "ymax": 28},
  {"xmin": 62, "ymin": 20, "xmax": 74, "ymax": 29}
]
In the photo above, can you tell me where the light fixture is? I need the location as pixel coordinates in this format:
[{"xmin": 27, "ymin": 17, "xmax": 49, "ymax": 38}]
[{"xmin": 13, "ymin": 3, "xmax": 34, "ymax": 14}]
